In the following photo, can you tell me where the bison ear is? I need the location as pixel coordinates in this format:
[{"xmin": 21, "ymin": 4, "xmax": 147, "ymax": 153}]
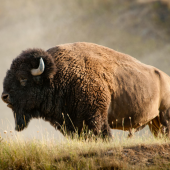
[{"xmin": 33, "ymin": 76, "xmax": 43, "ymax": 85}]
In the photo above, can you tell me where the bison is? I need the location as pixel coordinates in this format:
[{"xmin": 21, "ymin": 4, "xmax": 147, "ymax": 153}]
[{"xmin": 1, "ymin": 42, "xmax": 170, "ymax": 138}]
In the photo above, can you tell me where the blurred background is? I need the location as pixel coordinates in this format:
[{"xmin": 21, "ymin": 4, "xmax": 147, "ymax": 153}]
[{"xmin": 0, "ymin": 0, "xmax": 170, "ymax": 140}]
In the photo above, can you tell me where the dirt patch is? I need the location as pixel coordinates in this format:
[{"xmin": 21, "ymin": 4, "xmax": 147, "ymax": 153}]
[{"xmin": 103, "ymin": 143, "xmax": 170, "ymax": 169}]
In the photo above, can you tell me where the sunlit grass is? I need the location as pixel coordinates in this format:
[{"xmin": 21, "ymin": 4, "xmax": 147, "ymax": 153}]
[{"xmin": 0, "ymin": 127, "xmax": 169, "ymax": 170}]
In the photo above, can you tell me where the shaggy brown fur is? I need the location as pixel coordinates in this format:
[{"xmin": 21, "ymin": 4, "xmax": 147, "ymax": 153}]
[{"xmin": 2, "ymin": 42, "xmax": 170, "ymax": 137}]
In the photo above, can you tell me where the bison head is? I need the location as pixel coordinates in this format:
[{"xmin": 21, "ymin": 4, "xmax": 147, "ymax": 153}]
[{"xmin": 1, "ymin": 49, "xmax": 56, "ymax": 131}]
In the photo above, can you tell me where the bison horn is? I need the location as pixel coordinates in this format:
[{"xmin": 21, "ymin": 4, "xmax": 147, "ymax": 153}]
[{"xmin": 31, "ymin": 58, "xmax": 45, "ymax": 76}]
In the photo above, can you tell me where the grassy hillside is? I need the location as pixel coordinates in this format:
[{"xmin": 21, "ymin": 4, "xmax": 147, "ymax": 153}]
[
  {"xmin": 0, "ymin": 0, "xmax": 170, "ymax": 139},
  {"xmin": 139, "ymin": 0, "xmax": 170, "ymax": 7},
  {"xmin": 0, "ymin": 131, "xmax": 170, "ymax": 170}
]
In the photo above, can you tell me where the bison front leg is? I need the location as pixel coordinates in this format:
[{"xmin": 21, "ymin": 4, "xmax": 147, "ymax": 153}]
[{"xmin": 86, "ymin": 111, "xmax": 112, "ymax": 138}]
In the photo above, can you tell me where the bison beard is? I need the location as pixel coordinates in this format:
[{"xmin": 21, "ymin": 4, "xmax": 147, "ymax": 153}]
[
  {"xmin": 14, "ymin": 112, "xmax": 30, "ymax": 131},
  {"xmin": 2, "ymin": 42, "xmax": 170, "ymax": 138},
  {"xmin": 13, "ymin": 110, "xmax": 40, "ymax": 131}
]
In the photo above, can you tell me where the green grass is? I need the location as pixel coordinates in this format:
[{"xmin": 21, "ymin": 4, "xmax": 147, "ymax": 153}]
[{"xmin": 0, "ymin": 129, "xmax": 170, "ymax": 170}]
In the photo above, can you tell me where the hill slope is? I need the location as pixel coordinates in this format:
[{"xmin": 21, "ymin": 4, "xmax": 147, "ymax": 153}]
[{"xmin": 0, "ymin": 0, "xmax": 170, "ymax": 139}]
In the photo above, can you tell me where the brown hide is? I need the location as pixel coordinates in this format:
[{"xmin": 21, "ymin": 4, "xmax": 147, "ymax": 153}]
[{"xmin": 48, "ymin": 42, "xmax": 170, "ymax": 136}]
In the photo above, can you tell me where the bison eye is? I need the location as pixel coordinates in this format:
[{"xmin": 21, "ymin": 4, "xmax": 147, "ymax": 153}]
[{"xmin": 20, "ymin": 79, "xmax": 27, "ymax": 86}]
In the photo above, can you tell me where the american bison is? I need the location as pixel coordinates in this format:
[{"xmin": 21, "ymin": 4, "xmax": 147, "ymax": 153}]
[{"xmin": 1, "ymin": 42, "xmax": 170, "ymax": 138}]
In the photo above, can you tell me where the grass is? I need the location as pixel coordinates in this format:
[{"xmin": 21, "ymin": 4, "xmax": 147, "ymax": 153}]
[{"xmin": 0, "ymin": 128, "xmax": 170, "ymax": 170}]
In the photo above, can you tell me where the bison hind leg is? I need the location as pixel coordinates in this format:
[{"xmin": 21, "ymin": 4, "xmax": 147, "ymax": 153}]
[
  {"xmin": 128, "ymin": 129, "xmax": 133, "ymax": 138},
  {"xmin": 128, "ymin": 124, "xmax": 147, "ymax": 138},
  {"xmin": 148, "ymin": 116, "xmax": 162, "ymax": 137}
]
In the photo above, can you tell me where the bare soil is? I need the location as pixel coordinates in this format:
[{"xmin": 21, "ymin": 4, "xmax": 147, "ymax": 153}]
[{"xmin": 101, "ymin": 143, "xmax": 170, "ymax": 169}]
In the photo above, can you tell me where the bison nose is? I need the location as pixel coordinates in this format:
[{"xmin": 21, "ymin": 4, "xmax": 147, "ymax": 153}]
[{"xmin": 1, "ymin": 93, "xmax": 10, "ymax": 103}]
